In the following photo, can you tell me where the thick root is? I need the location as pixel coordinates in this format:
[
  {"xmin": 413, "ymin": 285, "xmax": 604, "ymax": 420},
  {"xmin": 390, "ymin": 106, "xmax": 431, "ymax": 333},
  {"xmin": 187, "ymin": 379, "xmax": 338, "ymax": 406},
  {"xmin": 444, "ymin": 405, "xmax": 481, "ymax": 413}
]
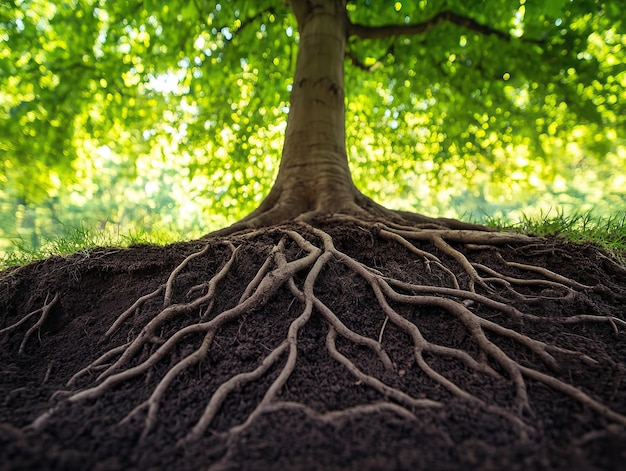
[{"xmin": 207, "ymin": 194, "xmax": 490, "ymax": 237}]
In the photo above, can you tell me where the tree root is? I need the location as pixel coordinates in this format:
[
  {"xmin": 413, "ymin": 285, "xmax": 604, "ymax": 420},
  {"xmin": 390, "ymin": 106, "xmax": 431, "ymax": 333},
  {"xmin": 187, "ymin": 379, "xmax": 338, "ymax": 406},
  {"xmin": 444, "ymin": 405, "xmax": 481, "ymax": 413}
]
[
  {"xmin": 6, "ymin": 217, "xmax": 625, "ymax": 453},
  {"xmin": 207, "ymin": 195, "xmax": 491, "ymax": 238},
  {"xmin": 0, "ymin": 292, "xmax": 59, "ymax": 354}
]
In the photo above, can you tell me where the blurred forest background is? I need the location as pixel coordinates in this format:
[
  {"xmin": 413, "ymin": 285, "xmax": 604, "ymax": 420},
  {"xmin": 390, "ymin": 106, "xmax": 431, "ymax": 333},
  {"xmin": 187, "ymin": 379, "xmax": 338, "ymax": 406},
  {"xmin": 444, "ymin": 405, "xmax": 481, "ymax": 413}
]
[{"xmin": 1, "ymin": 0, "xmax": 625, "ymax": 254}]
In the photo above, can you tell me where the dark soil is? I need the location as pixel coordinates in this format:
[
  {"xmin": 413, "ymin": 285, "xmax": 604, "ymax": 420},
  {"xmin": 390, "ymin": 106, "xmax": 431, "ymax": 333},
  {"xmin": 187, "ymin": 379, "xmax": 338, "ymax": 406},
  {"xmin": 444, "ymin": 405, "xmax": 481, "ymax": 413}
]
[{"xmin": 1, "ymin": 220, "xmax": 625, "ymax": 470}]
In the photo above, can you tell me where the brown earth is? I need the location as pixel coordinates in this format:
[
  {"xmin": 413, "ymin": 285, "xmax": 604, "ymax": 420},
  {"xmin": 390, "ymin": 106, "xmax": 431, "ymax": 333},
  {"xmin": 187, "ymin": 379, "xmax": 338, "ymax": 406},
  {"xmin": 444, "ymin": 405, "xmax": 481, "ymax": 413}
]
[{"xmin": 1, "ymin": 219, "xmax": 625, "ymax": 470}]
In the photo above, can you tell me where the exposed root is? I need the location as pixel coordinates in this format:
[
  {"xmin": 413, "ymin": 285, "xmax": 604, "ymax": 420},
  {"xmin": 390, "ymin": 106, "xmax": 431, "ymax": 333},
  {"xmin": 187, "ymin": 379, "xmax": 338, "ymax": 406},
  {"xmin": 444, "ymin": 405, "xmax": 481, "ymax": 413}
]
[
  {"xmin": 208, "ymin": 199, "xmax": 491, "ymax": 238},
  {"xmin": 325, "ymin": 327, "xmax": 442, "ymax": 410},
  {"xmin": 0, "ymin": 292, "xmax": 59, "ymax": 354},
  {"xmin": 261, "ymin": 400, "xmax": 420, "ymax": 425},
  {"xmin": 7, "ymin": 216, "xmax": 625, "ymax": 452}
]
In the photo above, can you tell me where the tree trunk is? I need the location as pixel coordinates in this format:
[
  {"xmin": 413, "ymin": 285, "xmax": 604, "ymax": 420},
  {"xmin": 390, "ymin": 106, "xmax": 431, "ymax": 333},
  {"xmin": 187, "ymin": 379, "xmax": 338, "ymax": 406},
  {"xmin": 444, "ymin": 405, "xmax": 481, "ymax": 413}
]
[
  {"xmin": 233, "ymin": 0, "xmax": 368, "ymax": 228},
  {"xmin": 212, "ymin": 0, "xmax": 488, "ymax": 235}
]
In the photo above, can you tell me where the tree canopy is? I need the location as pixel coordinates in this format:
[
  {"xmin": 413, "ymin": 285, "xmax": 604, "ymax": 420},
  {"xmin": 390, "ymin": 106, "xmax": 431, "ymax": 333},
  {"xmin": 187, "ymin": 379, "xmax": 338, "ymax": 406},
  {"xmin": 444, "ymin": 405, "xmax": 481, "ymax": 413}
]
[{"xmin": 1, "ymin": 0, "xmax": 625, "ymax": 249}]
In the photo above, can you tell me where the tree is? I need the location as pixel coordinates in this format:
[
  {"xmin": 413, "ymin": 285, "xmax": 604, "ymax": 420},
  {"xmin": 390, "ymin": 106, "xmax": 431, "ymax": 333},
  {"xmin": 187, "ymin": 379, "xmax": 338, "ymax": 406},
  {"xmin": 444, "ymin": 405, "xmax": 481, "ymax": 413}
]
[
  {"xmin": 1, "ymin": 0, "xmax": 625, "ymax": 239},
  {"xmin": 1, "ymin": 1, "xmax": 626, "ymax": 469}
]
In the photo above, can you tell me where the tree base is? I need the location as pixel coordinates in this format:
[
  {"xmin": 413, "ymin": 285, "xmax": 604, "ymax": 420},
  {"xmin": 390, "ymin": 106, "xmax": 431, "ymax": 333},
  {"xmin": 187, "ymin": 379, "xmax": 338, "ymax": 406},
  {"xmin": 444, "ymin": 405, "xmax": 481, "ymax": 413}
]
[
  {"xmin": 208, "ymin": 190, "xmax": 490, "ymax": 237},
  {"xmin": 1, "ymin": 217, "xmax": 625, "ymax": 470}
]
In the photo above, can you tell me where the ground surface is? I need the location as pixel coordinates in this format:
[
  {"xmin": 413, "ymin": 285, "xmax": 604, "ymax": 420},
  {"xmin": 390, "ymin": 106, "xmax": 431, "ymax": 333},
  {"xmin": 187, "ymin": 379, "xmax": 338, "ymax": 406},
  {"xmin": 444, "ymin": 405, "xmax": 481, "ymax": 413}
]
[{"xmin": 1, "ymin": 219, "xmax": 625, "ymax": 470}]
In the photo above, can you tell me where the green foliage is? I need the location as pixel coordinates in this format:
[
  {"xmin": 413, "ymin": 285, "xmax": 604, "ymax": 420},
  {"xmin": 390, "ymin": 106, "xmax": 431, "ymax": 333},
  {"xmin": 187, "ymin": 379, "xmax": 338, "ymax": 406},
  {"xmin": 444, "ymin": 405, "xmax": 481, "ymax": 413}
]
[
  {"xmin": 1, "ymin": 0, "xmax": 625, "ymax": 250},
  {"xmin": 344, "ymin": 0, "xmax": 626, "ymax": 218}
]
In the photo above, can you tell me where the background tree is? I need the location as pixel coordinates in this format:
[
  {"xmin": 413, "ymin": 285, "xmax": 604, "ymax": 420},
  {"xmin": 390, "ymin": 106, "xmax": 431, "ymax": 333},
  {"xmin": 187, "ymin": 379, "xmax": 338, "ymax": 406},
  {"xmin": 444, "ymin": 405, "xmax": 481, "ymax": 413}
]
[{"xmin": 1, "ymin": 1, "xmax": 626, "ymax": 469}]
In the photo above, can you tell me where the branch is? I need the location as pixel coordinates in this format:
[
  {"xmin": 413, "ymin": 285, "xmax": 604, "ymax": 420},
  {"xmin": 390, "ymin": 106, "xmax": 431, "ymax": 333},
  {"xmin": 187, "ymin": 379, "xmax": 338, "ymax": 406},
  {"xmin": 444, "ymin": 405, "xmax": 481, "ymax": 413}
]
[
  {"xmin": 349, "ymin": 10, "xmax": 529, "ymax": 42},
  {"xmin": 205, "ymin": 6, "xmax": 279, "ymax": 47},
  {"xmin": 345, "ymin": 44, "xmax": 393, "ymax": 72},
  {"xmin": 237, "ymin": 7, "xmax": 277, "ymax": 33}
]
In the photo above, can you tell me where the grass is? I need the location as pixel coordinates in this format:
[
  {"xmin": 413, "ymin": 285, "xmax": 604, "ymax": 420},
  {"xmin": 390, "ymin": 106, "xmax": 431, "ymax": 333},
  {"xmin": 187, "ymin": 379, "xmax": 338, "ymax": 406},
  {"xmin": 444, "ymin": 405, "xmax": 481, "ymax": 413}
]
[
  {"xmin": 486, "ymin": 209, "xmax": 626, "ymax": 263},
  {"xmin": 1, "ymin": 210, "xmax": 625, "ymax": 271},
  {"xmin": 0, "ymin": 224, "xmax": 187, "ymax": 271}
]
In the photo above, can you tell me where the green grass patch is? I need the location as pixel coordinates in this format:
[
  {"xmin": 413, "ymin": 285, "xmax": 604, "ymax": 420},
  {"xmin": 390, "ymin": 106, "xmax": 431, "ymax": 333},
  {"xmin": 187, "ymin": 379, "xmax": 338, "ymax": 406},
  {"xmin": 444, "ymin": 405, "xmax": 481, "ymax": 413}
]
[
  {"xmin": 0, "ymin": 223, "xmax": 190, "ymax": 271},
  {"xmin": 487, "ymin": 209, "xmax": 626, "ymax": 263}
]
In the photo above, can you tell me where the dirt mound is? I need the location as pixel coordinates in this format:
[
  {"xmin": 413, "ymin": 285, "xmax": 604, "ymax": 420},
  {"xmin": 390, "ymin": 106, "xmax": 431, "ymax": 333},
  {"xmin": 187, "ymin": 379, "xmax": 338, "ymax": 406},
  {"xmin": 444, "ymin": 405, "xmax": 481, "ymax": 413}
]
[{"xmin": 1, "ymin": 219, "xmax": 625, "ymax": 470}]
